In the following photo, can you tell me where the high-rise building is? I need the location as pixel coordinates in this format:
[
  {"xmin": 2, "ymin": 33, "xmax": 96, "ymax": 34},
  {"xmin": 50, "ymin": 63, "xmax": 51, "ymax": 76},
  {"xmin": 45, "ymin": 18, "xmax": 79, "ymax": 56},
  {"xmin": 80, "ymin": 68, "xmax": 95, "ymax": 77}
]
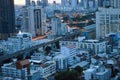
[
  {"xmin": 41, "ymin": 0, "xmax": 48, "ymax": 7},
  {"xmin": 96, "ymin": 8, "xmax": 120, "ymax": 39},
  {"xmin": 37, "ymin": 0, "xmax": 42, "ymax": 6},
  {"xmin": 61, "ymin": 0, "xmax": 71, "ymax": 6},
  {"xmin": 70, "ymin": 0, "xmax": 78, "ymax": 8},
  {"xmin": 0, "ymin": 0, "xmax": 15, "ymax": 40},
  {"xmin": 98, "ymin": 0, "xmax": 104, "ymax": 7},
  {"xmin": 89, "ymin": 0, "xmax": 95, "ymax": 8},
  {"xmin": 103, "ymin": 0, "xmax": 111, "ymax": 7},
  {"xmin": 110, "ymin": 0, "xmax": 120, "ymax": 8},
  {"xmin": 51, "ymin": 17, "xmax": 61, "ymax": 36},
  {"xmin": 23, "ymin": 1, "xmax": 46, "ymax": 37},
  {"xmin": 84, "ymin": 65, "xmax": 111, "ymax": 80},
  {"xmin": 61, "ymin": 0, "xmax": 67, "ymax": 5},
  {"xmin": 26, "ymin": 0, "xmax": 31, "ymax": 7},
  {"xmin": 83, "ymin": 0, "xmax": 89, "ymax": 9},
  {"xmin": 1, "ymin": 59, "xmax": 30, "ymax": 80}
]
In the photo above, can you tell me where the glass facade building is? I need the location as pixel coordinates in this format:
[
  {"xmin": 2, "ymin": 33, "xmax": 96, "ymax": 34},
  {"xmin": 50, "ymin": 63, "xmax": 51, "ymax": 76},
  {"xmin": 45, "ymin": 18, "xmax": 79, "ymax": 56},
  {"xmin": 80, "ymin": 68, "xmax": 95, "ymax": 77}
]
[{"xmin": 0, "ymin": 0, "xmax": 15, "ymax": 39}]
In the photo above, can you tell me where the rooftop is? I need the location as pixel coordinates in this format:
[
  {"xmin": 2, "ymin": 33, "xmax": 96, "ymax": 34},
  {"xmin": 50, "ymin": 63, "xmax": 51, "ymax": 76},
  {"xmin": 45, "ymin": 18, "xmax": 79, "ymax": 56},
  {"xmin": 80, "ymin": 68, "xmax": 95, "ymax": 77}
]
[
  {"xmin": 40, "ymin": 62, "xmax": 54, "ymax": 68},
  {"xmin": 84, "ymin": 39, "xmax": 99, "ymax": 43},
  {"xmin": 54, "ymin": 53, "xmax": 69, "ymax": 59},
  {"xmin": 2, "ymin": 62, "xmax": 16, "ymax": 68},
  {"xmin": 96, "ymin": 69, "xmax": 109, "ymax": 75},
  {"xmin": 70, "ymin": 61, "xmax": 89, "ymax": 68}
]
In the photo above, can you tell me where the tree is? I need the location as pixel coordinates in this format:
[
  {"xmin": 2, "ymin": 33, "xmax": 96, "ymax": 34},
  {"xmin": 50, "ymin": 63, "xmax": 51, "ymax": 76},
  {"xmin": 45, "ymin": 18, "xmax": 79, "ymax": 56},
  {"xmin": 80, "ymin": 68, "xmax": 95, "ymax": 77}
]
[
  {"xmin": 74, "ymin": 66, "xmax": 83, "ymax": 75},
  {"xmin": 45, "ymin": 46, "xmax": 51, "ymax": 55},
  {"xmin": 55, "ymin": 66, "xmax": 85, "ymax": 80},
  {"xmin": 55, "ymin": 70, "xmax": 79, "ymax": 80}
]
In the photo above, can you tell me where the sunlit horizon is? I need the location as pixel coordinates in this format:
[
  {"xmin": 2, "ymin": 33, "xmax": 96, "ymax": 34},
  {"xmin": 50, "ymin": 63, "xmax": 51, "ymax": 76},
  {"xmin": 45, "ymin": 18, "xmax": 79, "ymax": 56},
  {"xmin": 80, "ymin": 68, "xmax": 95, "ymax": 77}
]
[{"xmin": 14, "ymin": 0, "xmax": 61, "ymax": 5}]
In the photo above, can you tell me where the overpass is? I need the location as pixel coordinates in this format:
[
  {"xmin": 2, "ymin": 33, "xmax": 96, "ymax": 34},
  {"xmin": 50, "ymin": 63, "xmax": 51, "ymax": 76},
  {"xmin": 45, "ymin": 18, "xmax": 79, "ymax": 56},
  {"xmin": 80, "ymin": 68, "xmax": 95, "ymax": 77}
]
[{"xmin": 0, "ymin": 31, "xmax": 81, "ymax": 64}]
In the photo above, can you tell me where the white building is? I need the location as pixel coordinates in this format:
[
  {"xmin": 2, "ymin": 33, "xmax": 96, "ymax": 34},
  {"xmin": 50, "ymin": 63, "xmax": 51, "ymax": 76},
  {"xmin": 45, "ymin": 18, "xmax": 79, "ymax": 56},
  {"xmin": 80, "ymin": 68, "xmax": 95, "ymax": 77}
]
[
  {"xmin": 31, "ymin": 61, "xmax": 56, "ymax": 78},
  {"xmin": 59, "ymin": 40, "xmax": 79, "ymax": 49},
  {"xmin": 110, "ymin": 0, "xmax": 120, "ymax": 9},
  {"xmin": 84, "ymin": 65, "xmax": 99, "ymax": 80},
  {"xmin": 54, "ymin": 53, "xmax": 68, "ymax": 70},
  {"xmin": 83, "ymin": 0, "xmax": 89, "ymax": 9},
  {"xmin": 61, "ymin": 23, "xmax": 68, "ymax": 35},
  {"xmin": 84, "ymin": 65, "xmax": 111, "ymax": 80},
  {"xmin": 51, "ymin": 17, "xmax": 61, "ymax": 36},
  {"xmin": 1, "ymin": 59, "xmax": 42, "ymax": 80},
  {"xmin": 1, "ymin": 59, "xmax": 30, "ymax": 80},
  {"xmin": 61, "ymin": 0, "xmax": 70, "ymax": 6},
  {"xmin": 1, "ymin": 64, "xmax": 28, "ymax": 80},
  {"xmin": 70, "ymin": 0, "xmax": 78, "ymax": 9},
  {"xmin": 31, "ymin": 52, "xmax": 45, "ymax": 61},
  {"xmin": 2, "ymin": 32, "xmax": 32, "ymax": 53},
  {"xmin": 41, "ymin": 0, "xmax": 48, "ymax": 7},
  {"xmin": 25, "ymin": 0, "xmax": 31, "ymax": 7},
  {"xmin": 23, "ymin": 2, "xmax": 46, "ymax": 37},
  {"xmin": 79, "ymin": 39, "xmax": 106, "ymax": 54},
  {"xmin": 61, "ymin": 46, "xmax": 77, "ymax": 66},
  {"xmin": 96, "ymin": 68, "xmax": 111, "ymax": 80},
  {"xmin": 50, "ymin": 17, "xmax": 68, "ymax": 36},
  {"xmin": 96, "ymin": 8, "xmax": 120, "ymax": 39},
  {"xmin": 45, "ymin": 4, "xmax": 75, "ymax": 12},
  {"xmin": 70, "ymin": 61, "xmax": 89, "ymax": 69}
]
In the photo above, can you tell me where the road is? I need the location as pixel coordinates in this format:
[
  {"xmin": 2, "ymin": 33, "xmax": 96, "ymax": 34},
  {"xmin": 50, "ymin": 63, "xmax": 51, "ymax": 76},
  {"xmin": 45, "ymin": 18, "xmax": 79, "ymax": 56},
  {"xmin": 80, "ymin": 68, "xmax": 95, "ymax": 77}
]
[
  {"xmin": 0, "ymin": 31, "xmax": 81, "ymax": 64},
  {"xmin": 32, "ymin": 35, "xmax": 47, "ymax": 41}
]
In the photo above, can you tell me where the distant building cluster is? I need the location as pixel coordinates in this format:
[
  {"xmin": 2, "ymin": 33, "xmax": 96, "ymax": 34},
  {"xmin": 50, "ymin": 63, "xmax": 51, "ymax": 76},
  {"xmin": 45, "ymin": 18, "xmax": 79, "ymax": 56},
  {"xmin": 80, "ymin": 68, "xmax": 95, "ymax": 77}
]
[{"xmin": 1, "ymin": 0, "xmax": 120, "ymax": 80}]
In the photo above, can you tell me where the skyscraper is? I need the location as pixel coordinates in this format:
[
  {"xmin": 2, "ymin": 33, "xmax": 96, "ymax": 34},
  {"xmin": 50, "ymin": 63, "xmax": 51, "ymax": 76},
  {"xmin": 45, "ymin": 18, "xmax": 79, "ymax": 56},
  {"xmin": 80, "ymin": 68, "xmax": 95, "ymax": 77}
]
[
  {"xmin": 70, "ymin": 0, "xmax": 78, "ymax": 8},
  {"xmin": 83, "ymin": 0, "xmax": 89, "ymax": 9},
  {"xmin": 41, "ymin": 0, "xmax": 48, "ymax": 7},
  {"xmin": 0, "ymin": 0, "xmax": 15, "ymax": 40},
  {"xmin": 110, "ymin": 0, "xmax": 120, "ymax": 8},
  {"xmin": 61, "ymin": 0, "xmax": 71, "ymax": 6},
  {"xmin": 103, "ymin": 0, "xmax": 111, "ymax": 7},
  {"xmin": 98, "ymin": 0, "xmax": 104, "ymax": 7},
  {"xmin": 96, "ymin": 8, "xmax": 120, "ymax": 39},
  {"xmin": 26, "ymin": 0, "xmax": 31, "ymax": 7},
  {"xmin": 23, "ymin": 1, "xmax": 46, "ymax": 37}
]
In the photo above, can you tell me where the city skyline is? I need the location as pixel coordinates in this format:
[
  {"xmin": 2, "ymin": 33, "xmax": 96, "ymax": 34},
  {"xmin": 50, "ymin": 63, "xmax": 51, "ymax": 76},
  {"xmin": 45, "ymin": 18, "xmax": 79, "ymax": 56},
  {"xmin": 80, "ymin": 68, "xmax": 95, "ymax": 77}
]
[
  {"xmin": 14, "ymin": 0, "xmax": 61, "ymax": 5},
  {"xmin": 1, "ymin": 0, "xmax": 120, "ymax": 80}
]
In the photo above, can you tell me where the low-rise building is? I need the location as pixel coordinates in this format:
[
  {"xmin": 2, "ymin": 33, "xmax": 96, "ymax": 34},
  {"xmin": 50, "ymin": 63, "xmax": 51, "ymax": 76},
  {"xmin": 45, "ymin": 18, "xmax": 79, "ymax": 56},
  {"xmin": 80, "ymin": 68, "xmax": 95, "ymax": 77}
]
[
  {"xmin": 1, "ymin": 59, "xmax": 30, "ymax": 80},
  {"xmin": 60, "ymin": 40, "xmax": 79, "ymax": 49},
  {"xmin": 79, "ymin": 39, "xmax": 106, "ymax": 54},
  {"xmin": 84, "ymin": 65, "xmax": 111, "ymax": 80},
  {"xmin": 30, "ymin": 61, "xmax": 56, "ymax": 78},
  {"xmin": 0, "ymin": 32, "xmax": 32, "ymax": 53},
  {"xmin": 61, "ymin": 46, "xmax": 77, "ymax": 66},
  {"xmin": 31, "ymin": 52, "xmax": 45, "ymax": 61},
  {"xmin": 54, "ymin": 53, "xmax": 68, "ymax": 70}
]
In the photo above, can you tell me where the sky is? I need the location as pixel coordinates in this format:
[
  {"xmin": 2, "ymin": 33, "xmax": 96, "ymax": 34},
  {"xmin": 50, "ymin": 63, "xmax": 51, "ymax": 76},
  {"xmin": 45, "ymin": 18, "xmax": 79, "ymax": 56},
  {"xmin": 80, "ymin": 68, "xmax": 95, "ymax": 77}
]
[{"xmin": 14, "ymin": 0, "xmax": 61, "ymax": 5}]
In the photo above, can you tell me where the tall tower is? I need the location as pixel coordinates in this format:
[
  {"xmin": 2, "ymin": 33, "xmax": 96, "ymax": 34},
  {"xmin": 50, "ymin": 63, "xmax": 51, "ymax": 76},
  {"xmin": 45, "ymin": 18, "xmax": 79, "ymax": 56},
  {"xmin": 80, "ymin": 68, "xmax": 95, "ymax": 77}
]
[
  {"xmin": 61, "ymin": 0, "xmax": 68, "ymax": 6},
  {"xmin": 96, "ymin": 8, "xmax": 120, "ymax": 39},
  {"xmin": 110, "ymin": 0, "xmax": 120, "ymax": 8},
  {"xmin": 0, "ymin": 0, "xmax": 15, "ymax": 40},
  {"xmin": 83, "ymin": 0, "xmax": 89, "ymax": 9},
  {"xmin": 103, "ymin": 0, "xmax": 110, "ymax": 7},
  {"xmin": 98, "ymin": 0, "xmax": 104, "ymax": 7},
  {"xmin": 70, "ymin": 0, "xmax": 78, "ymax": 8},
  {"xmin": 23, "ymin": 5, "xmax": 46, "ymax": 37},
  {"xmin": 26, "ymin": 0, "xmax": 31, "ymax": 7},
  {"xmin": 41, "ymin": 0, "xmax": 48, "ymax": 7}
]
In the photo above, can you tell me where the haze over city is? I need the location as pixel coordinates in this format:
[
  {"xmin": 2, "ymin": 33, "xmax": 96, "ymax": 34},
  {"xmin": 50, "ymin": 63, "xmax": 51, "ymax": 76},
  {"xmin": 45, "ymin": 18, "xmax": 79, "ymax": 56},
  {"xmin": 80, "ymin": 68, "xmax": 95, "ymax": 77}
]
[
  {"xmin": 14, "ymin": 0, "xmax": 61, "ymax": 5},
  {"xmin": 0, "ymin": 0, "xmax": 120, "ymax": 80}
]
